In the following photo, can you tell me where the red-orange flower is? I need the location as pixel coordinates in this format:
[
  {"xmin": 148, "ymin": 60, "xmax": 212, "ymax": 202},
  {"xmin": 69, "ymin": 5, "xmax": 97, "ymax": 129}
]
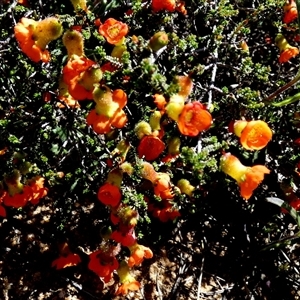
[
  {"xmin": 88, "ymin": 248, "xmax": 119, "ymax": 283},
  {"xmin": 233, "ymin": 120, "xmax": 273, "ymax": 150},
  {"xmin": 128, "ymin": 243, "xmax": 153, "ymax": 268},
  {"xmin": 220, "ymin": 153, "xmax": 270, "ymax": 200},
  {"xmin": 283, "ymin": 0, "xmax": 298, "ymax": 24},
  {"xmin": 177, "ymin": 101, "xmax": 212, "ymax": 136},
  {"xmin": 0, "ymin": 189, "xmax": 7, "ymax": 217},
  {"xmin": 276, "ymin": 33, "xmax": 299, "ymax": 63},
  {"xmin": 99, "ymin": 18, "xmax": 128, "ymax": 45},
  {"xmin": 148, "ymin": 199, "xmax": 181, "ymax": 222},
  {"xmin": 279, "ymin": 47, "xmax": 299, "ymax": 63},
  {"xmin": 111, "ymin": 224, "xmax": 137, "ymax": 247},
  {"xmin": 27, "ymin": 176, "xmax": 48, "ymax": 205},
  {"xmin": 51, "ymin": 243, "xmax": 81, "ymax": 270},
  {"xmin": 97, "ymin": 182, "xmax": 122, "ymax": 207},
  {"xmin": 152, "ymin": 0, "xmax": 176, "ymax": 12},
  {"xmin": 137, "ymin": 135, "xmax": 165, "ymax": 161}
]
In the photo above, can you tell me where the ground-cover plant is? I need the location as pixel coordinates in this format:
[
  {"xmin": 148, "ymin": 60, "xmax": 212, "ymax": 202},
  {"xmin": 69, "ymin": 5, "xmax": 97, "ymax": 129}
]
[{"xmin": 2, "ymin": 0, "xmax": 300, "ymax": 299}]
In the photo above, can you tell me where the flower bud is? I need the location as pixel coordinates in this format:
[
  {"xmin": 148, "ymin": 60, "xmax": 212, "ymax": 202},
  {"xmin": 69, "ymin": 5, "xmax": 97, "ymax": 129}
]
[
  {"xmin": 176, "ymin": 75, "xmax": 193, "ymax": 99},
  {"xmin": 111, "ymin": 44, "xmax": 127, "ymax": 60},
  {"xmin": 19, "ymin": 161, "xmax": 32, "ymax": 175},
  {"xmin": 233, "ymin": 120, "xmax": 247, "ymax": 137},
  {"xmin": 166, "ymin": 94, "xmax": 185, "ymax": 121},
  {"xmin": 220, "ymin": 153, "xmax": 248, "ymax": 183},
  {"xmin": 177, "ymin": 179, "xmax": 195, "ymax": 197},
  {"xmin": 139, "ymin": 161, "xmax": 158, "ymax": 183},
  {"xmin": 149, "ymin": 111, "xmax": 162, "ymax": 131},
  {"xmin": 79, "ymin": 66, "xmax": 102, "ymax": 91},
  {"xmin": 240, "ymin": 40, "xmax": 249, "ymax": 53},
  {"xmin": 167, "ymin": 136, "xmax": 181, "ymax": 155},
  {"xmin": 134, "ymin": 121, "xmax": 152, "ymax": 139},
  {"xmin": 70, "ymin": 0, "xmax": 88, "ymax": 12},
  {"xmin": 32, "ymin": 17, "xmax": 63, "ymax": 50},
  {"xmin": 111, "ymin": 140, "xmax": 131, "ymax": 163},
  {"xmin": 62, "ymin": 30, "xmax": 84, "ymax": 57},
  {"xmin": 149, "ymin": 31, "xmax": 169, "ymax": 52},
  {"xmin": 93, "ymin": 85, "xmax": 119, "ymax": 118},
  {"xmin": 4, "ymin": 170, "xmax": 24, "ymax": 196},
  {"xmin": 120, "ymin": 162, "xmax": 134, "ymax": 175}
]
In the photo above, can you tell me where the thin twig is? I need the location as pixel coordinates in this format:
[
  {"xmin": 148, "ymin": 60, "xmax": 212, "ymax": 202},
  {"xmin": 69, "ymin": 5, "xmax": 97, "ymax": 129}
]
[{"xmin": 196, "ymin": 256, "xmax": 205, "ymax": 300}]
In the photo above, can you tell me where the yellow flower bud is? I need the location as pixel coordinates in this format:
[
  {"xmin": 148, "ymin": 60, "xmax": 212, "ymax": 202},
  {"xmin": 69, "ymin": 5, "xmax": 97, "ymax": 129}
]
[
  {"xmin": 70, "ymin": 0, "xmax": 88, "ymax": 12},
  {"xmin": 177, "ymin": 179, "xmax": 195, "ymax": 197},
  {"xmin": 79, "ymin": 66, "xmax": 102, "ymax": 91},
  {"xmin": 134, "ymin": 121, "xmax": 152, "ymax": 139},
  {"xmin": 111, "ymin": 44, "xmax": 127, "ymax": 60},
  {"xmin": 149, "ymin": 111, "xmax": 162, "ymax": 131},
  {"xmin": 167, "ymin": 136, "xmax": 181, "ymax": 155},
  {"xmin": 93, "ymin": 85, "xmax": 119, "ymax": 118},
  {"xmin": 32, "ymin": 17, "xmax": 63, "ymax": 50},
  {"xmin": 62, "ymin": 30, "xmax": 84, "ymax": 57},
  {"xmin": 233, "ymin": 120, "xmax": 247, "ymax": 138},
  {"xmin": 4, "ymin": 170, "xmax": 24, "ymax": 196},
  {"xmin": 149, "ymin": 31, "xmax": 169, "ymax": 52},
  {"xmin": 166, "ymin": 94, "xmax": 185, "ymax": 121}
]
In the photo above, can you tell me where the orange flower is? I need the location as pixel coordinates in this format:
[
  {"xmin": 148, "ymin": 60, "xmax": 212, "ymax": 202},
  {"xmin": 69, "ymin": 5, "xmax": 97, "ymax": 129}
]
[
  {"xmin": 63, "ymin": 58, "xmax": 102, "ymax": 100},
  {"xmin": 137, "ymin": 135, "xmax": 165, "ymax": 161},
  {"xmin": 86, "ymin": 110, "xmax": 112, "ymax": 134},
  {"xmin": 88, "ymin": 247, "xmax": 119, "ymax": 283},
  {"xmin": 52, "ymin": 243, "xmax": 81, "ymax": 270},
  {"xmin": 116, "ymin": 261, "xmax": 141, "ymax": 295},
  {"xmin": 177, "ymin": 102, "xmax": 212, "ymax": 136},
  {"xmin": 63, "ymin": 55, "xmax": 95, "ymax": 86},
  {"xmin": 3, "ymin": 170, "xmax": 31, "ymax": 207},
  {"xmin": 152, "ymin": 0, "xmax": 176, "ymax": 12},
  {"xmin": 283, "ymin": 0, "xmax": 297, "ymax": 24},
  {"xmin": 14, "ymin": 17, "xmax": 62, "ymax": 63},
  {"xmin": 140, "ymin": 161, "xmax": 159, "ymax": 183},
  {"xmin": 233, "ymin": 120, "xmax": 272, "ymax": 150},
  {"xmin": 153, "ymin": 94, "xmax": 167, "ymax": 111},
  {"xmin": 86, "ymin": 107, "xmax": 127, "ymax": 134},
  {"xmin": 97, "ymin": 182, "xmax": 122, "ymax": 207},
  {"xmin": 154, "ymin": 173, "xmax": 175, "ymax": 200},
  {"xmin": 220, "ymin": 153, "xmax": 270, "ymax": 200},
  {"xmin": 14, "ymin": 18, "xmax": 50, "ymax": 63},
  {"xmin": 276, "ymin": 33, "xmax": 299, "ymax": 63},
  {"xmin": 86, "ymin": 86, "xmax": 127, "ymax": 133},
  {"xmin": 57, "ymin": 77, "xmax": 80, "ymax": 108},
  {"xmin": 176, "ymin": 1, "xmax": 187, "ymax": 15},
  {"xmin": 17, "ymin": 0, "xmax": 29, "ymax": 6},
  {"xmin": 99, "ymin": 18, "xmax": 128, "ymax": 45},
  {"xmin": 128, "ymin": 243, "xmax": 153, "ymax": 268},
  {"xmin": 176, "ymin": 75, "xmax": 193, "ymax": 99}
]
